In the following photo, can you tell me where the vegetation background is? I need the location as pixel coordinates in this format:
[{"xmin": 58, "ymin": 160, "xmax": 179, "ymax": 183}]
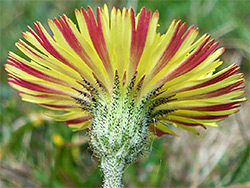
[{"xmin": 0, "ymin": 0, "xmax": 249, "ymax": 187}]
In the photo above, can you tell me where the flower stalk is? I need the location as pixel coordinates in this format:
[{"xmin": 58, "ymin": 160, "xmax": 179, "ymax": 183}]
[{"xmin": 101, "ymin": 156, "xmax": 125, "ymax": 188}]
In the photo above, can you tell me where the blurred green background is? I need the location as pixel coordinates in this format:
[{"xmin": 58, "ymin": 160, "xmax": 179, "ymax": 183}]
[{"xmin": 0, "ymin": 0, "xmax": 249, "ymax": 187}]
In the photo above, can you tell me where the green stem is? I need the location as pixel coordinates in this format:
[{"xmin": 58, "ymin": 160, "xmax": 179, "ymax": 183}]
[{"xmin": 101, "ymin": 156, "xmax": 125, "ymax": 188}]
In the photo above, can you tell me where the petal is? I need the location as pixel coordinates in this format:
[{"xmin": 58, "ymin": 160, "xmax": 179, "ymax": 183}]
[{"xmin": 6, "ymin": 5, "xmax": 246, "ymax": 135}]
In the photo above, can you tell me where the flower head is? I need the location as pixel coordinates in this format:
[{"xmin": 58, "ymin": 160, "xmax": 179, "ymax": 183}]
[
  {"xmin": 5, "ymin": 5, "xmax": 246, "ymax": 187},
  {"xmin": 6, "ymin": 5, "xmax": 245, "ymax": 137}
]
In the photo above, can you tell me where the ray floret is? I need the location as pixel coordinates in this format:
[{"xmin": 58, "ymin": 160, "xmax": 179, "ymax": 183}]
[{"xmin": 6, "ymin": 5, "xmax": 245, "ymax": 135}]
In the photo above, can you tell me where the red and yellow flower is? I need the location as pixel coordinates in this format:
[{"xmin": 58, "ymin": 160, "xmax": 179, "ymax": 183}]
[{"xmin": 6, "ymin": 5, "xmax": 246, "ymax": 137}]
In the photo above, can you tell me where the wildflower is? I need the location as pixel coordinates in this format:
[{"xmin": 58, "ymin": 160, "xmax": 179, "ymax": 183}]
[{"xmin": 5, "ymin": 5, "xmax": 246, "ymax": 188}]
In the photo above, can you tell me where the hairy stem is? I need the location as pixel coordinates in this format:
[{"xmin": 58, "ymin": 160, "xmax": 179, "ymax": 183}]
[{"xmin": 101, "ymin": 156, "xmax": 125, "ymax": 188}]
